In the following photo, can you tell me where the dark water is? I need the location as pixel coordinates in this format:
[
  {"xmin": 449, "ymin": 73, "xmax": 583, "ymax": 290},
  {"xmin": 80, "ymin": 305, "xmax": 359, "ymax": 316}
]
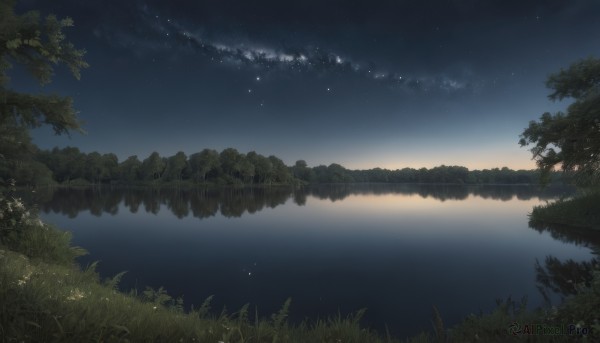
[{"xmin": 27, "ymin": 184, "xmax": 597, "ymax": 338}]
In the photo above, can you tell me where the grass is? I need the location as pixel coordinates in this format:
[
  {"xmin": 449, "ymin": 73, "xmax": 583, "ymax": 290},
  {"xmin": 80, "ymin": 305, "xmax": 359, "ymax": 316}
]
[
  {"xmin": 1, "ymin": 192, "xmax": 599, "ymax": 342},
  {"xmin": 530, "ymin": 191, "xmax": 600, "ymax": 230},
  {"xmin": 0, "ymin": 248, "xmax": 395, "ymax": 342}
]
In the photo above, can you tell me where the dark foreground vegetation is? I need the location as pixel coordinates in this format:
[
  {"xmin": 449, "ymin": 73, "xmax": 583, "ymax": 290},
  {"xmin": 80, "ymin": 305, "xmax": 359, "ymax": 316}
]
[{"xmin": 530, "ymin": 191, "xmax": 600, "ymax": 230}]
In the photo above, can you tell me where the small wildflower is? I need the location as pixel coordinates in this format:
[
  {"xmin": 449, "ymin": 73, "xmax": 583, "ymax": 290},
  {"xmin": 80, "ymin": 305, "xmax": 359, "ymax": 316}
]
[
  {"xmin": 14, "ymin": 199, "xmax": 24, "ymax": 210},
  {"xmin": 66, "ymin": 288, "xmax": 86, "ymax": 301}
]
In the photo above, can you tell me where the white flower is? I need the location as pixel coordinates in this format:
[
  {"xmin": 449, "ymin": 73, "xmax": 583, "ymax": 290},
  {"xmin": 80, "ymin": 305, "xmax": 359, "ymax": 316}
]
[
  {"xmin": 17, "ymin": 269, "xmax": 33, "ymax": 286},
  {"xmin": 14, "ymin": 200, "xmax": 24, "ymax": 210},
  {"xmin": 66, "ymin": 288, "xmax": 86, "ymax": 301}
]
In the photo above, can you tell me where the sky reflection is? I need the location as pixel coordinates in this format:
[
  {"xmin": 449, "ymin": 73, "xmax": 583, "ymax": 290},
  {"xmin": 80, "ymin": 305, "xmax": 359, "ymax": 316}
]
[{"xmin": 34, "ymin": 185, "xmax": 593, "ymax": 337}]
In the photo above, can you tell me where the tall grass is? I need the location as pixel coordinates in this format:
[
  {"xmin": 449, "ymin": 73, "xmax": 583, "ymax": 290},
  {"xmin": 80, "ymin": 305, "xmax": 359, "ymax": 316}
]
[
  {"xmin": 530, "ymin": 191, "xmax": 600, "ymax": 230},
  {"xmin": 0, "ymin": 248, "xmax": 395, "ymax": 342}
]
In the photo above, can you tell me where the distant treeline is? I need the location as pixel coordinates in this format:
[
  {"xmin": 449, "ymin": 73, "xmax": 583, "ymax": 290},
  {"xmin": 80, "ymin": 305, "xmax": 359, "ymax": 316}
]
[{"xmin": 2, "ymin": 146, "xmax": 561, "ymax": 187}]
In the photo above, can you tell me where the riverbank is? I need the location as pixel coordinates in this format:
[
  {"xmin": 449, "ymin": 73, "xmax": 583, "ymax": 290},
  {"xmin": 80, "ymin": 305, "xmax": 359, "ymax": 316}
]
[{"xmin": 530, "ymin": 191, "xmax": 600, "ymax": 230}]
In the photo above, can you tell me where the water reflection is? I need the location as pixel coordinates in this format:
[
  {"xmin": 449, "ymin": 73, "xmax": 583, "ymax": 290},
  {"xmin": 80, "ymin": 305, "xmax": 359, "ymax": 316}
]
[
  {"xmin": 24, "ymin": 184, "xmax": 574, "ymax": 219},
  {"xmin": 23, "ymin": 183, "xmax": 597, "ymax": 338},
  {"xmin": 529, "ymin": 221, "xmax": 600, "ymax": 247},
  {"xmin": 530, "ymin": 220, "xmax": 600, "ymax": 305},
  {"xmin": 535, "ymin": 255, "xmax": 599, "ymax": 302}
]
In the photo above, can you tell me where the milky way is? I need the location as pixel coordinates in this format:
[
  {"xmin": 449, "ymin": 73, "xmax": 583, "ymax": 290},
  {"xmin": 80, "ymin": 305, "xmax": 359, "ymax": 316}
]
[{"xmin": 91, "ymin": 2, "xmax": 474, "ymax": 94}]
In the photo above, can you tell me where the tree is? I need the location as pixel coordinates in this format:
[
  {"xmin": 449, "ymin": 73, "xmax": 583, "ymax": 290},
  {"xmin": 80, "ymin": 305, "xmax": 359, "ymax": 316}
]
[
  {"xmin": 119, "ymin": 155, "xmax": 142, "ymax": 182},
  {"xmin": 0, "ymin": 1, "xmax": 88, "ymax": 170},
  {"xmin": 163, "ymin": 151, "xmax": 188, "ymax": 182},
  {"xmin": 519, "ymin": 57, "xmax": 600, "ymax": 185},
  {"xmin": 238, "ymin": 156, "xmax": 255, "ymax": 184},
  {"xmin": 247, "ymin": 151, "xmax": 272, "ymax": 184},
  {"xmin": 219, "ymin": 148, "xmax": 242, "ymax": 177},
  {"xmin": 102, "ymin": 153, "xmax": 119, "ymax": 183},
  {"xmin": 141, "ymin": 152, "xmax": 165, "ymax": 182},
  {"xmin": 269, "ymin": 156, "xmax": 293, "ymax": 183},
  {"xmin": 58, "ymin": 147, "xmax": 86, "ymax": 183},
  {"xmin": 189, "ymin": 149, "xmax": 220, "ymax": 182},
  {"xmin": 292, "ymin": 159, "xmax": 314, "ymax": 182},
  {"xmin": 85, "ymin": 152, "xmax": 105, "ymax": 184}
]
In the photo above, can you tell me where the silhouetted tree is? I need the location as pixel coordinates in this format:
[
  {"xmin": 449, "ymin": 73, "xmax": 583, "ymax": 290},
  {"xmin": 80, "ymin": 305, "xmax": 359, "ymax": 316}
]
[
  {"xmin": 0, "ymin": 0, "xmax": 87, "ymax": 186},
  {"xmin": 520, "ymin": 57, "xmax": 600, "ymax": 185}
]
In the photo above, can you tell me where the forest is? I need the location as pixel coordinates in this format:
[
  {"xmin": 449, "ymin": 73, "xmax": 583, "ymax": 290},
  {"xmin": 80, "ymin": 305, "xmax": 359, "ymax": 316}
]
[{"xmin": 1, "ymin": 143, "xmax": 553, "ymax": 187}]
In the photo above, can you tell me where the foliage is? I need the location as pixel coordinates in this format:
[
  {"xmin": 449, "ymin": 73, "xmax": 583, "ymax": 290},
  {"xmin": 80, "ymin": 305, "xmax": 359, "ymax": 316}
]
[
  {"xmin": 0, "ymin": 0, "xmax": 87, "ymax": 145},
  {"xmin": 554, "ymin": 268, "xmax": 600, "ymax": 342},
  {"xmin": 0, "ymin": 189, "xmax": 85, "ymax": 264},
  {"xmin": 189, "ymin": 149, "xmax": 220, "ymax": 182},
  {"xmin": 529, "ymin": 191, "xmax": 600, "ymax": 229},
  {"xmin": 520, "ymin": 57, "xmax": 600, "ymax": 186},
  {"xmin": 0, "ymin": 0, "xmax": 87, "ymax": 190},
  {"xmin": 0, "ymin": 242, "xmax": 392, "ymax": 342},
  {"xmin": 2, "ymin": 144, "xmax": 557, "ymax": 187}
]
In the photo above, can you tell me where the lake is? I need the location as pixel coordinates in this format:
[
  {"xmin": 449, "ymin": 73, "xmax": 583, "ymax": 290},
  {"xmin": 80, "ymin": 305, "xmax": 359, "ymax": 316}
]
[{"xmin": 27, "ymin": 184, "xmax": 596, "ymax": 338}]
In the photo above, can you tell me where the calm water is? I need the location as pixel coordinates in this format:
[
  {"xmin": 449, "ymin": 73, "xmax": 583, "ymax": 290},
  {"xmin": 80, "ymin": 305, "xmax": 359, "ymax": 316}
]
[{"xmin": 28, "ymin": 184, "xmax": 596, "ymax": 338}]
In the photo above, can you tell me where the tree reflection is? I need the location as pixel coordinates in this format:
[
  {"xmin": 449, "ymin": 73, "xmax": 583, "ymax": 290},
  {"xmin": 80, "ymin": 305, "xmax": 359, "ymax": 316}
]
[
  {"xmin": 189, "ymin": 189, "xmax": 219, "ymax": 218},
  {"xmin": 529, "ymin": 220, "xmax": 599, "ymax": 305},
  {"xmin": 535, "ymin": 256, "xmax": 598, "ymax": 303},
  {"xmin": 28, "ymin": 184, "xmax": 573, "ymax": 220},
  {"xmin": 529, "ymin": 221, "xmax": 600, "ymax": 247}
]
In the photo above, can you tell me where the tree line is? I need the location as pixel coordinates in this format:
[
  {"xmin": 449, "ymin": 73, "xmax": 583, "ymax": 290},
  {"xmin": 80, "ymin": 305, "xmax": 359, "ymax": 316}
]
[{"xmin": 0, "ymin": 144, "xmax": 558, "ymax": 187}]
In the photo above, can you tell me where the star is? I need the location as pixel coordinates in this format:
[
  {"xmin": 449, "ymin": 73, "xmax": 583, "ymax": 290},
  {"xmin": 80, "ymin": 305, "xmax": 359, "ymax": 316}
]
[
  {"xmin": 248, "ymin": 89, "xmax": 252, "ymax": 93},
  {"xmin": 327, "ymin": 87, "xmax": 331, "ymax": 91},
  {"xmin": 256, "ymin": 76, "xmax": 261, "ymax": 81}
]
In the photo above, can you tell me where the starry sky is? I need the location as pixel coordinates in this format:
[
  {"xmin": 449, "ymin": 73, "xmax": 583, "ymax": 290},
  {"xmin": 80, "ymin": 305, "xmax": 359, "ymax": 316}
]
[{"xmin": 13, "ymin": 0, "xmax": 600, "ymax": 169}]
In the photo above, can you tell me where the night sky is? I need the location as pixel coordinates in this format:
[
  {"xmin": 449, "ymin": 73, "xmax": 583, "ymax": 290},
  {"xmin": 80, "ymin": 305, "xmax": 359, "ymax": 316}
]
[{"xmin": 13, "ymin": 0, "xmax": 600, "ymax": 169}]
